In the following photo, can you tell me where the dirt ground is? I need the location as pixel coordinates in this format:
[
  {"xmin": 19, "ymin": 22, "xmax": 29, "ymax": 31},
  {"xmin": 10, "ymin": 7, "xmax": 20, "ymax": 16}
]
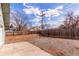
[{"xmin": 6, "ymin": 34, "xmax": 79, "ymax": 56}]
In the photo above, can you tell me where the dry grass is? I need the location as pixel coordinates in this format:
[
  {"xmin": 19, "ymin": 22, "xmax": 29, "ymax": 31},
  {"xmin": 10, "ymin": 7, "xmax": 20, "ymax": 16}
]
[{"xmin": 5, "ymin": 34, "xmax": 40, "ymax": 44}]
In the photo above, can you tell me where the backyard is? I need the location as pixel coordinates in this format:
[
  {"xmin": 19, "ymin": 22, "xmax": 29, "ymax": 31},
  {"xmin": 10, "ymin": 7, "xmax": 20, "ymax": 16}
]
[{"xmin": 5, "ymin": 34, "xmax": 79, "ymax": 56}]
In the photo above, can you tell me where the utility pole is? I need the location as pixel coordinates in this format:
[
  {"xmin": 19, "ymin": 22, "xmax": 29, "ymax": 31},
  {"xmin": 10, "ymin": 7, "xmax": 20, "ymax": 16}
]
[{"xmin": 40, "ymin": 10, "xmax": 45, "ymax": 30}]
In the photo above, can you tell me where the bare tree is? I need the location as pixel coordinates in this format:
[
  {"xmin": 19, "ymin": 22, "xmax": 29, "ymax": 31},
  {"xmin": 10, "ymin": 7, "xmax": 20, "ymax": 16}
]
[
  {"xmin": 71, "ymin": 15, "xmax": 79, "ymax": 39},
  {"xmin": 10, "ymin": 11, "xmax": 28, "ymax": 35},
  {"xmin": 63, "ymin": 11, "xmax": 79, "ymax": 39}
]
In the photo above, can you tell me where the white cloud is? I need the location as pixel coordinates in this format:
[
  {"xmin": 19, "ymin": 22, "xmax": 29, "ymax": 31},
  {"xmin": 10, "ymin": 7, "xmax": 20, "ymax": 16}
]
[
  {"xmin": 44, "ymin": 5, "xmax": 64, "ymax": 17},
  {"xmin": 23, "ymin": 8, "xmax": 33, "ymax": 14},
  {"xmin": 31, "ymin": 16, "xmax": 41, "ymax": 22},
  {"xmin": 23, "ymin": 4, "xmax": 64, "ymax": 28},
  {"xmin": 31, "ymin": 18, "xmax": 41, "ymax": 27},
  {"xmin": 23, "ymin": 5, "xmax": 41, "ymax": 15},
  {"xmin": 23, "ymin": 3, "xmax": 26, "ymax": 7},
  {"xmin": 74, "ymin": 10, "xmax": 79, "ymax": 15},
  {"xmin": 23, "ymin": 4, "xmax": 64, "ymax": 17},
  {"xmin": 23, "ymin": 3, "xmax": 29, "ymax": 7},
  {"xmin": 55, "ymin": 5, "xmax": 64, "ymax": 10},
  {"xmin": 45, "ymin": 17, "xmax": 65, "ymax": 28},
  {"xmin": 44, "ymin": 9, "xmax": 60, "ymax": 17},
  {"xmin": 10, "ymin": 10, "xmax": 17, "ymax": 15}
]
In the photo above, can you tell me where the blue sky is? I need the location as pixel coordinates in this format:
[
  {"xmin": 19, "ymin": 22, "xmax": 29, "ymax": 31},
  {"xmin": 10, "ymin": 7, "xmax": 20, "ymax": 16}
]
[{"xmin": 10, "ymin": 3, "xmax": 79, "ymax": 28}]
